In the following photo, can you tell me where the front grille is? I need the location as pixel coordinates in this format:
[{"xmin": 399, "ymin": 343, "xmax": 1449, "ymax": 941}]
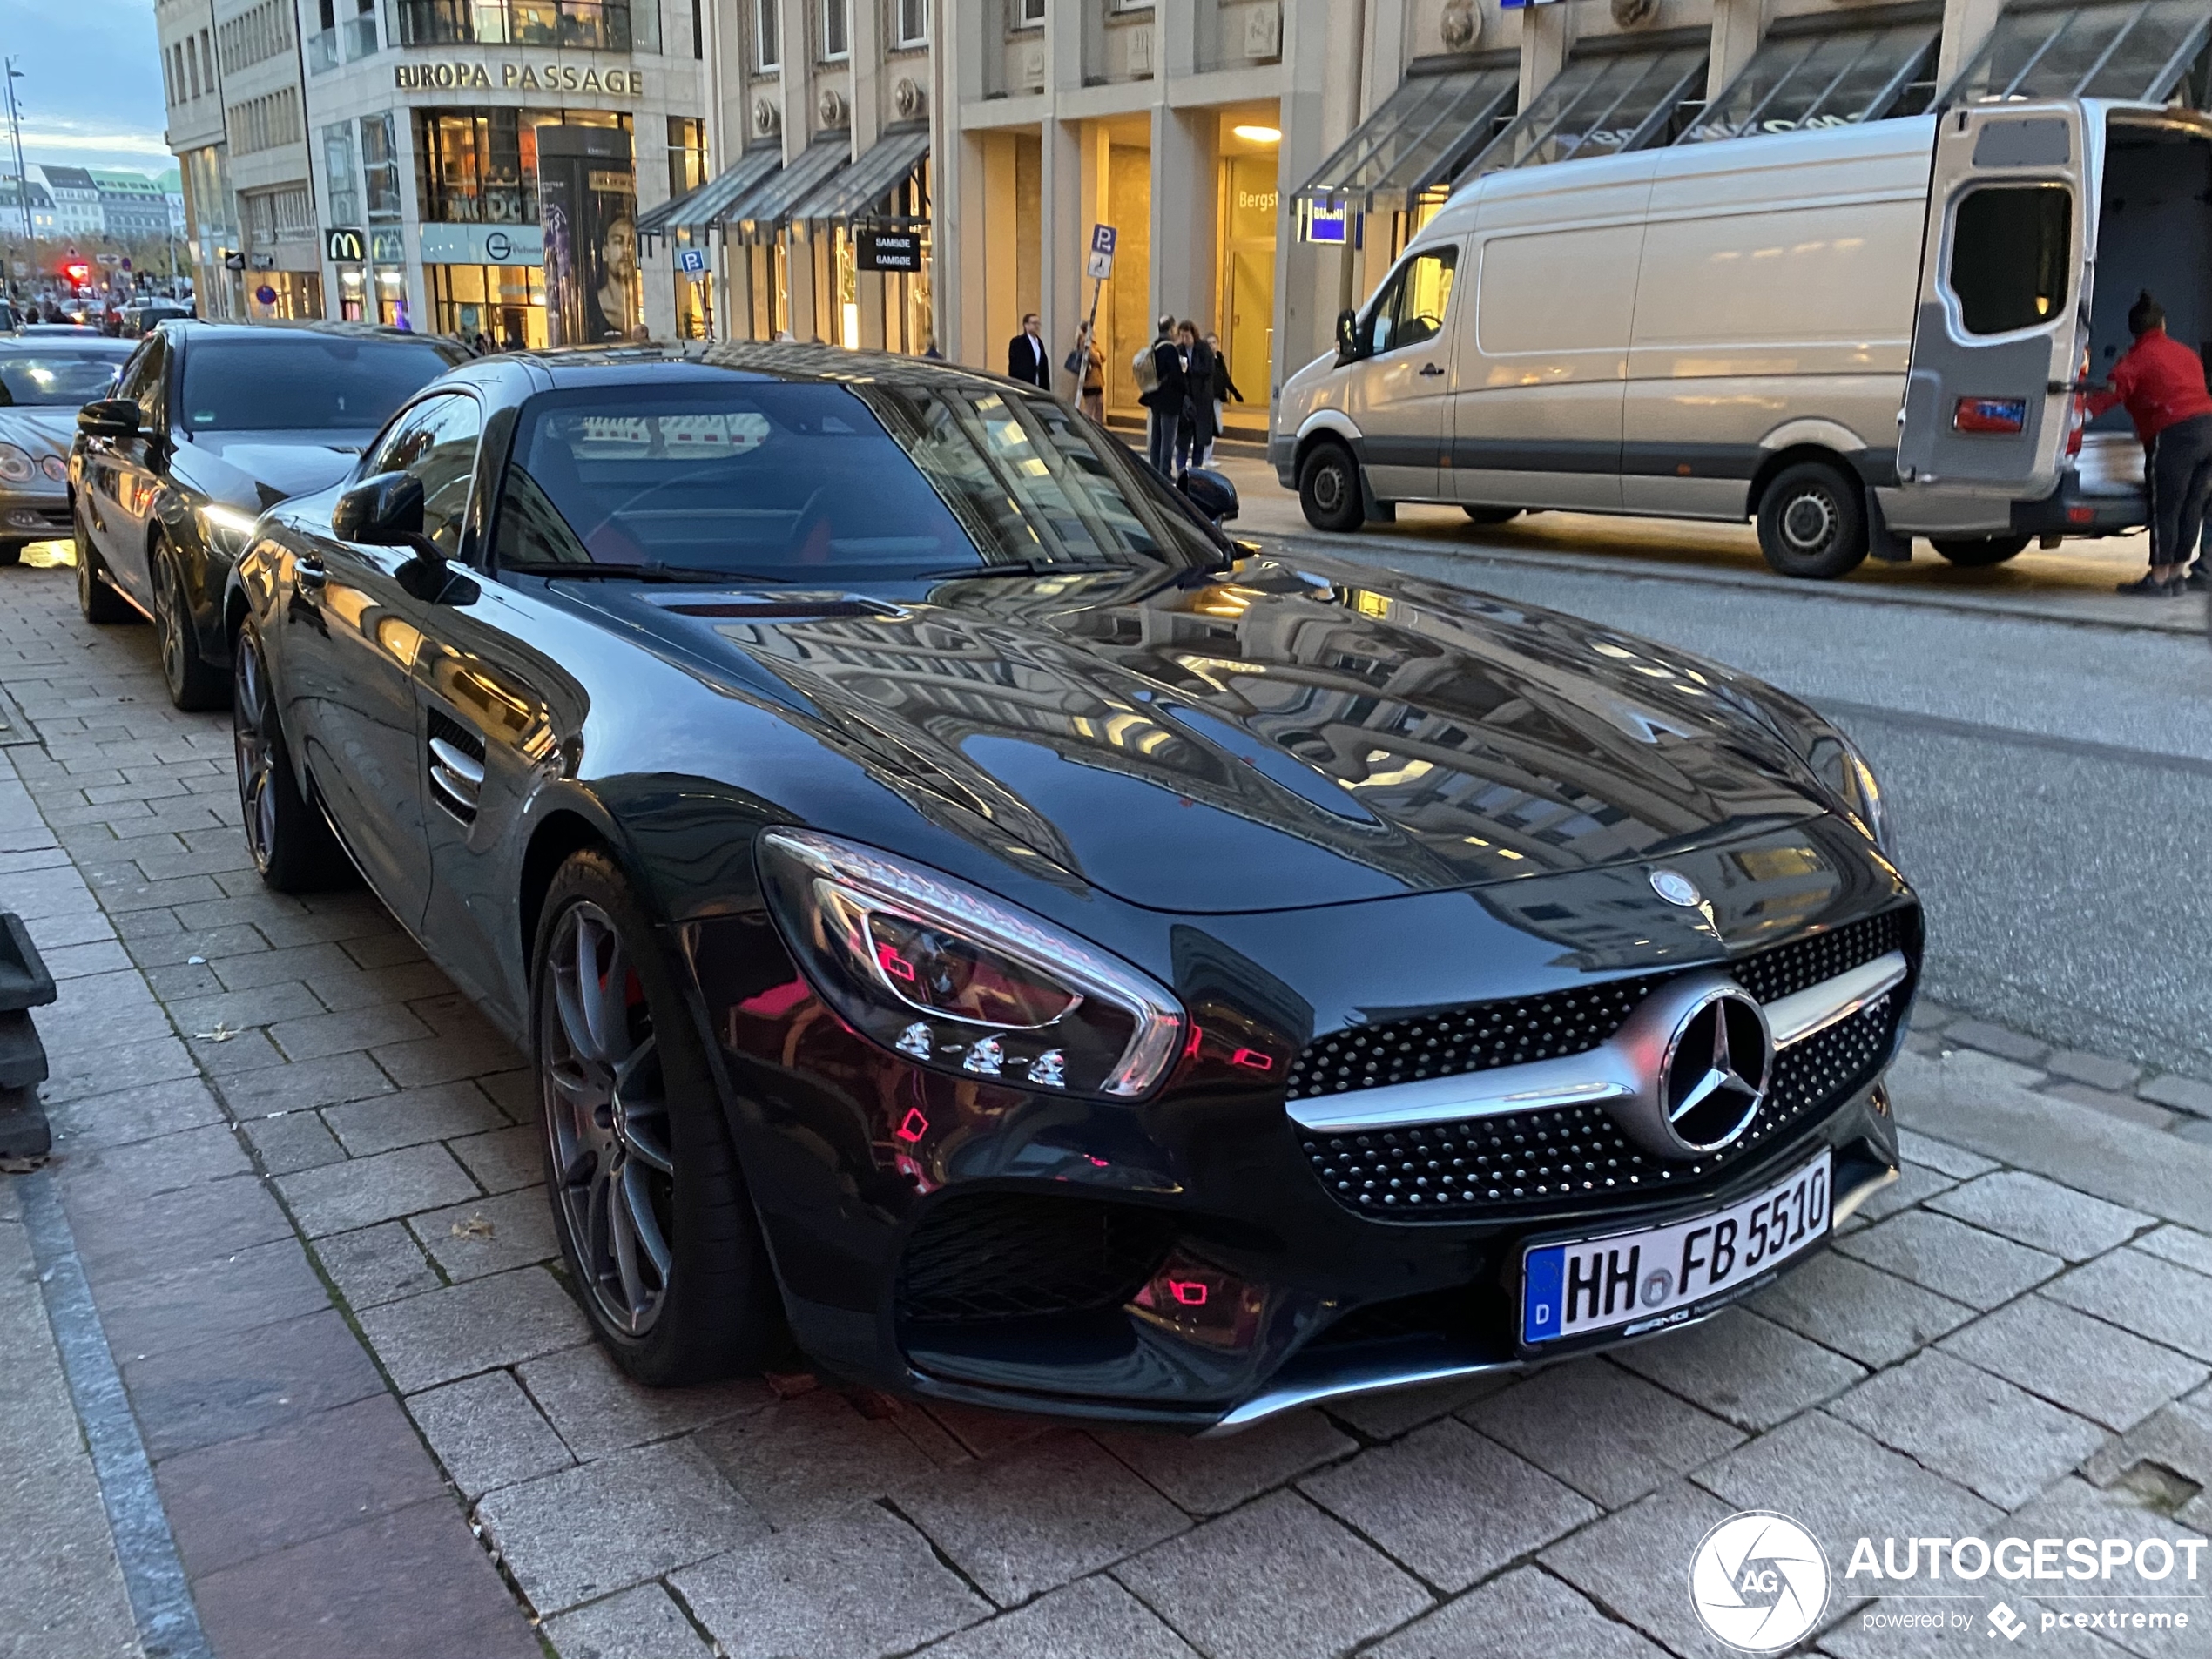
[
  {"xmin": 896, "ymin": 1193, "xmax": 1178, "ymax": 1325},
  {"xmin": 1299, "ymin": 998, "xmax": 1902, "ymax": 1222},
  {"xmin": 1288, "ymin": 907, "xmax": 1912, "ymax": 1107}
]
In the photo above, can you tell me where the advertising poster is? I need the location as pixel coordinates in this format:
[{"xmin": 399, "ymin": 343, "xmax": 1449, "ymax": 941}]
[{"xmin": 536, "ymin": 124, "xmax": 644, "ymax": 346}]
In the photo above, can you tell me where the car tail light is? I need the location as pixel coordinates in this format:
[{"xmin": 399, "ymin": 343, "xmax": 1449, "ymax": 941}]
[
  {"xmin": 1953, "ymin": 397, "xmax": 2027, "ymax": 435},
  {"xmin": 757, "ymin": 829, "xmax": 1184, "ymax": 1098},
  {"xmin": 2066, "ymin": 347, "xmax": 2090, "ymax": 457}
]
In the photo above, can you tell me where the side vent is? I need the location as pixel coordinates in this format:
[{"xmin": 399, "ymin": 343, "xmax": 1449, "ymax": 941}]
[{"xmin": 427, "ymin": 707, "xmax": 486, "ymax": 825}]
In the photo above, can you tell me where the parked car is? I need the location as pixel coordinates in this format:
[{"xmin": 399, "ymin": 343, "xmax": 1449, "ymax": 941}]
[
  {"xmin": 226, "ymin": 345, "xmax": 1918, "ymax": 1425},
  {"xmin": 1278, "ymin": 96, "xmax": 2196, "ymax": 577},
  {"xmin": 119, "ymin": 300, "xmax": 193, "ymax": 337},
  {"xmin": 20, "ymin": 324, "xmax": 107, "ymax": 339},
  {"xmin": 0, "ymin": 335, "xmax": 132, "ymax": 563},
  {"xmin": 71, "ymin": 320, "xmax": 468, "ymax": 708}
]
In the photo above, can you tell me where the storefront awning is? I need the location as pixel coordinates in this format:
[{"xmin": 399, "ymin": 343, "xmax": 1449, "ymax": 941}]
[
  {"xmin": 1293, "ymin": 53, "xmax": 1521, "ymax": 211},
  {"xmin": 788, "ymin": 124, "xmax": 929, "ymax": 226},
  {"xmin": 1683, "ymin": 3, "xmax": 1941, "ymax": 143},
  {"xmin": 728, "ymin": 135, "xmax": 853, "ymax": 241},
  {"xmin": 637, "ymin": 145, "xmax": 783, "ymax": 239},
  {"xmin": 1472, "ymin": 34, "xmax": 1710, "ymax": 172},
  {"xmin": 1941, "ymin": 0, "xmax": 2212, "ymax": 105}
]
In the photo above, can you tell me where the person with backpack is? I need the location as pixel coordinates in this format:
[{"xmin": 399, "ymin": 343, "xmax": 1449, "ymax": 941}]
[{"xmin": 1137, "ymin": 314, "xmax": 1186, "ymax": 477}]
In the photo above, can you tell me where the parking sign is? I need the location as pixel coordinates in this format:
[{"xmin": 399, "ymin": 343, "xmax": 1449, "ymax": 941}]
[{"xmin": 677, "ymin": 246, "xmax": 708, "ymax": 276}]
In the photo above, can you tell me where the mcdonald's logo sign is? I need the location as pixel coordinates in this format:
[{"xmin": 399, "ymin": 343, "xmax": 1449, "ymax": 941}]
[{"xmin": 325, "ymin": 227, "xmax": 367, "ymax": 263}]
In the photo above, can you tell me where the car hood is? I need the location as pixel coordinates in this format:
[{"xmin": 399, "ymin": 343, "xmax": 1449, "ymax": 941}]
[
  {"xmin": 172, "ymin": 428, "xmax": 371, "ymax": 509},
  {"xmin": 563, "ymin": 553, "xmax": 1847, "ymax": 915},
  {"xmin": 0, "ymin": 408, "xmax": 81, "ymax": 463}
]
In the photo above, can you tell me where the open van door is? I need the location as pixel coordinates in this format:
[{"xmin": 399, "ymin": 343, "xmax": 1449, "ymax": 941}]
[{"xmin": 1898, "ymin": 103, "xmax": 2089, "ymax": 496}]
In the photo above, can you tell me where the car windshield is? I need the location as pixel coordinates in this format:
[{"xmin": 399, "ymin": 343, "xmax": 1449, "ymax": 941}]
[
  {"xmin": 180, "ymin": 336, "xmax": 456, "ymax": 433},
  {"xmin": 0, "ymin": 350, "xmax": 125, "ymax": 406},
  {"xmin": 495, "ymin": 377, "xmax": 1220, "ymax": 583}
]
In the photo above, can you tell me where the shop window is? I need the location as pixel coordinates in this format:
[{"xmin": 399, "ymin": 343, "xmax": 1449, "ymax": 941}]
[
  {"xmin": 820, "ymin": 0, "xmax": 848, "ymax": 60},
  {"xmin": 430, "ymin": 262, "xmax": 548, "ymax": 349},
  {"xmin": 1949, "ymin": 185, "xmax": 2072, "ymax": 335}
]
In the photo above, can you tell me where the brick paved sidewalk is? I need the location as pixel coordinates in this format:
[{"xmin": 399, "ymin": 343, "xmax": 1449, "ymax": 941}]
[{"xmin": 2, "ymin": 556, "xmax": 2209, "ymax": 1659}]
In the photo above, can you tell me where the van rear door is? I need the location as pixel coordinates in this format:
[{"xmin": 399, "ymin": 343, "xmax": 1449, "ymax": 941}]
[{"xmin": 1897, "ymin": 103, "xmax": 2089, "ymax": 496}]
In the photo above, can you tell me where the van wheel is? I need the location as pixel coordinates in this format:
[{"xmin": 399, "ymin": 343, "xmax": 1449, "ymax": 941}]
[
  {"xmin": 1462, "ymin": 506, "xmax": 1521, "ymax": 526},
  {"xmin": 1298, "ymin": 442, "xmax": 1365, "ymax": 534},
  {"xmin": 1931, "ymin": 535, "xmax": 2030, "ymax": 568},
  {"xmin": 1757, "ymin": 462, "xmax": 1868, "ymax": 580}
]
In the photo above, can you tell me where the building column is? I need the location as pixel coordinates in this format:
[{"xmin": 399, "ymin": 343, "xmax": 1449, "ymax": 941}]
[
  {"xmin": 1519, "ymin": 0, "xmax": 1572, "ymax": 108},
  {"xmin": 1042, "ymin": 120, "xmax": 1083, "ymax": 394},
  {"xmin": 851, "ymin": 0, "xmax": 885, "ymax": 348},
  {"xmin": 933, "ymin": 0, "xmax": 988, "ymax": 361},
  {"xmin": 1272, "ymin": 0, "xmax": 1344, "ymax": 411},
  {"xmin": 1708, "ymin": 0, "xmax": 1767, "ymax": 99},
  {"xmin": 1938, "ymin": 0, "xmax": 2004, "ymax": 85}
]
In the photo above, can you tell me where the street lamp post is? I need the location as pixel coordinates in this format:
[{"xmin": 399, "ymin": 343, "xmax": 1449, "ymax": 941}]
[{"xmin": 3, "ymin": 62, "xmax": 30, "ymax": 300}]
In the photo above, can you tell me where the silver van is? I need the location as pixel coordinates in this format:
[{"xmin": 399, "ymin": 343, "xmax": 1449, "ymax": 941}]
[{"xmin": 1273, "ymin": 98, "xmax": 2209, "ymax": 577}]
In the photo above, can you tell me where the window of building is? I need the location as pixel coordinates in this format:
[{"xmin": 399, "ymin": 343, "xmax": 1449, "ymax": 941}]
[
  {"xmin": 394, "ymin": 0, "xmax": 643, "ymax": 51},
  {"xmin": 1949, "ymin": 185, "xmax": 2072, "ymax": 336},
  {"xmin": 185, "ymin": 36, "xmax": 200, "ymax": 100},
  {"xmin": 430, "ymin": 263, "xmax": 547, "ymax": 348},
  {"xmin": 228, "ymin": 88, "xmax": 303, "ymax": 156},
  {"xmin": 896, "ymin": 0, "xmax": 927, "ymax": 46},
  {"xmin": 1015, "ymin": 0, "xmax": 1044, "ymax": 25},
  {"xmin": 361, "ymin": 112, "xmax": 404, "ymax": 220},
  {"xmin": 667, "ymin": 116, "xmax": 708, "ymax": 200},
  {"xmin": 200, "ymin": 30, "xmax": 214, "ymax": 89},
  {"xmin": 242, "ymin": 185, "xmax": 315, "ymax": 244},
  {"xmin": 755, "ymin": 0, "xmax": 779, "ymax": 68},
  {"xmin": 820, "ymin": 0, "xmax": 848, "ymax": 60},
  {"xmin": 415, "ymin": 109, "xmax": 635, "ymax": 225},
  {"xmin": 323, "ymin": 122, "xmax": 361, "ymax": 225}
]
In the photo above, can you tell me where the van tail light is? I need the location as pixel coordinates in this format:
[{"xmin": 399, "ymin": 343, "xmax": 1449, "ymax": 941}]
[
  {"xmin": 2065, "ymin": 347, "xmax": 2090, "ymax": 457},
  {"xmin": 1953, "ymin": 397, "xmax": 2027, "ymax": 435}
]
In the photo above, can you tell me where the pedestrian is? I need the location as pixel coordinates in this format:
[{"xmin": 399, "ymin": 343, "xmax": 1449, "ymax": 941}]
[
  {"xmin": 1071, "ymin": 320, "xmax": 1104, "ymax": 421},
  {"xmin": 1137, "ymin": 314, "xmax": 1186, "ymax": 477},
  {"xmin": 1177, "ymin": 322, "xmax": 1216, "ymax": 474},
  {"xmin": 1205, "ymin": 332, "xmax": 1243, "ymax": 467},
  {"xmin": 1006, "ymin": 312, "xmax": 1050, "ymax": 388},
  {"xmin": 2087, "ymin": 291, "xmax": 2212, "ymax": 596}
]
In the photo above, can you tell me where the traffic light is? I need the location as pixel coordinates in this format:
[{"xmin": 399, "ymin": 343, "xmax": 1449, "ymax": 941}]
[{"xmin": 63, "ymin": 260, "xmax": 89, "ymax": 286}]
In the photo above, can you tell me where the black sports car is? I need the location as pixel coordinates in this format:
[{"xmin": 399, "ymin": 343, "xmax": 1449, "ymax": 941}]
[
  {"xmin": 71, "ymin": 320, "xmax": 467, "ymax": 709},
  {"xmin": 226, "ymin": 345, "xmax": 1917, "ymax": 1430}
]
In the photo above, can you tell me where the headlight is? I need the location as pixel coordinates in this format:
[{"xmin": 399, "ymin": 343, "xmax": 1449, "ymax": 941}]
[
  {"xmin": 0, "ymin": 444, "xmax": 32, "ymax": 484},
  {"xmin": 758, "ymin": 829, "xmax": 1184, "ymax": 1098},
  {"xmin": 37, "ymin": 455, "xmax": 65, "ymax": 482},
  {"xmin": 196, "ymin": 502, "xmax": 260, "ymax": 561},
  {"xmin": 1804, "ymin": 727, "xmax": 1889, "ymax": 853}
]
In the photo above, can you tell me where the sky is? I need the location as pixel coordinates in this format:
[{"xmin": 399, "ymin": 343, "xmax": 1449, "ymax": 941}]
[{"xmin": 0, "ymin": 0, "xmax": 174, "ymax": 180}]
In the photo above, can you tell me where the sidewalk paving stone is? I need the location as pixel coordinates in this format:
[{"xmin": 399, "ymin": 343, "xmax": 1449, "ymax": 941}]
[
  {"xmin": 894, "ymin": 1428, "xmax": 1189, "ymax": 1608},
  {"xmin": 1539, "ymin": 1480, "xmax": 1742, "ymax": 1659},
  {"xmin": 1114, "ymin": 1491, "xmax": 1433, "ymax": 1659},
  {"xmin": 475, "ymin": 1437, "xmax": 769, "ymax": 1613},
  {"xmin": 543, "ymin": 1582, "xmax": 720, "ymax": 1659},
  {"xmin": 1750, "ymin": 1245, "xmax": 1977, "ymax": 1370},
  {"xmin": 276, "ymin": 1142, "xmax": 482, "ymax": 1237},
  {"xmin": 412, "ymin": 1186, "xmax": 561, "ymax": 1282},
  {"xmin": 517, "ymin": 1339, "xmax": 771, "ymax": 1460},
  {"xmin": 118, "ymin": 1305, "xmax": 386, "ymax": 1461},
  {"xmin": 1693, "ymin": 1413, "xmax": 2003, "ymax": 1546},
  {"xmin": 1937, "ymin": 1295, "xmax": 2209, "ymax": 1433},
  {"xmin": 915, "ymin": 1574, "xmax": 1199, "ymax": 1659},
  {"xmin": 2133, "ymin": 1225, "xmax": 2212, "ymax": 1277},
  {"xmin": 1299, "ymin": 1417, "xmax": 1598, "ymax": 1592},
  {"xmin": 93, "ymin": 1235, "xmax": 335, "ymax": 1361},
  {"xmin": 672, "ymin": 1501, "xmax": 993, "ymax": 1659},
  {"xmin": 1463, "ymin": 1356, "xmax": 1747, "ymax": 1509},
  {"xmin": 355, "ymin": 1264, "xmax": 590, "ymax": 1393},
  {"xmin": 405, "ymin": 1368, "xmax": 577, "ymax": 1501},
  {"xmin": 1829, "ymin": 1350, "xmax": 2108, "ymax": 1508},
  {"xmin": 1924, "ymin": 1170, "xmax": 2153, "ymax": 1261},
  {"xmin": 325, "ymin": 1080, "xmax": 512, "ymax": 1157},
  {"xmin": 2041, "ymin": 1248, "xmax": 2212, "ymax": 1365},
  {"xmin": 313, "ymin": 1218, "xmax": 444, "ymax": 1309},
  {"xmin": 701, "ymin": 1386, "xmax": 948, "ymax": 1527},
  {"xmin": 1612, "ymin": 1309, "xmax": 1866, "ymax": 1431},
  {"xmin": 1097, "ymin": 1408, "xmax": 1356, "ymax": 1517},
  {"xmin": 1833, "ymin": 1208, "xmax": 2062, "ymax": 1308},
  {"xmin": 1366, "ymin": 1565, "xmax": 1669, "ymax": 1659}
]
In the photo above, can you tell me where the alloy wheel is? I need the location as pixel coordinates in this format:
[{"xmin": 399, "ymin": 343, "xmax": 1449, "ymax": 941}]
[
  {"xmin": 540, "ymin": 900, "xmax": 677, "ymax": 1338},
  {"xmin": 232, "ymin": 635, "xmax": 279, "ymax": 873},
  {"xmin": 157, "ymin": 554, "xmax": 185, "ymax": 695}
]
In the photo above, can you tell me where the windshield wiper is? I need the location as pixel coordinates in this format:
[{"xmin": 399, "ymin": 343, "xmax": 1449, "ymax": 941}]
[
  {"xmin": 503, "ymin": 561, "xmax": 796, "ymax": 584},
  {"xmin": 913, "ymin": 559, "xmax": 1132, "ymax": 580}
]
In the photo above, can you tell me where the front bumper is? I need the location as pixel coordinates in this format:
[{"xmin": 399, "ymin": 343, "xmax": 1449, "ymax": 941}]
[
  {"xmin": 685, "ymin": 866, "xmax": 1918, "ymax": 1431},
  {"xmin": 0, "ymin": 488, "xmax": 71, "ymax": 541}
]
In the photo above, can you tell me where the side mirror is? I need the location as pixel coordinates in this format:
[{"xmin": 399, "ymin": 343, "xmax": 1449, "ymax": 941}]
[
  {"xmin": 1335, "ymin": 307, "xmax": 1361, "ymax": 361},
  {"xmin": 333, "ymin": 470, "xmax": 442, "ymax": 563},
  {"xmin": 1179, "ymin": 466, "xmax": 1240, "ymax": 525},
  {"xmin": 78, "ymin": 397, "xmax": 138, "ymax": 439}
]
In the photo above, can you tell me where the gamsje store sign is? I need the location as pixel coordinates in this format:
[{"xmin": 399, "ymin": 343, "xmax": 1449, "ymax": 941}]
[{"xmin": 395, "ymin": 60, "xmax": 645, "ymax": 97}]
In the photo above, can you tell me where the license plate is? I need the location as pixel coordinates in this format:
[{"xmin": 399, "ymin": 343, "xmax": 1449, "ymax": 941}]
[{"xmin": 1521, "ymin": 1150, "xmax": 1831, "ymax": 1346}]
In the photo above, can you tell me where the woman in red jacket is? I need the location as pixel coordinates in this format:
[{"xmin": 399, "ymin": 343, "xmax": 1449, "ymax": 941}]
[{"xmin": 2088, "ymin": 291, "xmax": 2212, "ymax": 596}]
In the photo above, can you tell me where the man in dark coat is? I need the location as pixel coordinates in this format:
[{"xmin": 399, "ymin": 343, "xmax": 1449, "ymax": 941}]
[
  {"xmin": 1139, "ymin": 314, "xmax": 1186, "ymax": 476},
  {"xmin": 1006, "ymin": 313, "xmax": 1050, "ymax": 388}
]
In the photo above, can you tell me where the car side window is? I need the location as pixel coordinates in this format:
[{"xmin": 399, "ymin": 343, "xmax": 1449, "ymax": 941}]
[
  {"xmin": 366, "ymin": 393, "xmax": 484, "ymax": 557},
  {"xmin": 1366, "ymin": 247, "xmax": 1458, "ymax": 356},
  {"xmin": 130, "ymin": 336, "xmax": 168, "ymax": 429},
  {"xmin": 110, "ymin": 337, "xmax": 161, "ymax": 427}
]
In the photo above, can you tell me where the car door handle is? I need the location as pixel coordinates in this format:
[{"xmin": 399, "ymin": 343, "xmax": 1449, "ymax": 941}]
[
  {"xmin": 293, "ymin": 557, "xmax": 326, "ymax": 594},
  {"xmin": 1418, "ymin": 363, "xmax": 1447, "ymax": 378}
]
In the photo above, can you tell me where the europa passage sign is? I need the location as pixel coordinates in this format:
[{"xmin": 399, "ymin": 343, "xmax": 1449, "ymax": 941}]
[
  {"xmin": 395, "ymin": 62, "xmax": 644, "ymax": 95},
  {"xmin": 536, "ymin": 124, "xmax": 644, "ymax": 347}
]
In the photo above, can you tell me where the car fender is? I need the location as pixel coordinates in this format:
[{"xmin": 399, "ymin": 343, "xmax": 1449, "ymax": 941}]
[{"xmin": 1295, "ymin": 408, "xmax": 1368, "ymax": 475}]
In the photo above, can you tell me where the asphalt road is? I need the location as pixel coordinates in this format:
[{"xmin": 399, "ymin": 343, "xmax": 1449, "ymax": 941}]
[{"xmin": 1238, "ymin": 511, "xmax": 2212, "ymax": 1079}]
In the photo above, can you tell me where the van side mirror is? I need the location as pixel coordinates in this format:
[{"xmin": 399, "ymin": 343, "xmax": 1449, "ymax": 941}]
[
  {"xmin": 1335, "ymin": 307, "xmax": 1362, "ymax": 362},
  {"xmin": 78, "ymin": 397, "xmax": 138, "ymax": 439},
  {"xmin": 333, "ymin": 470, "xmax": 442, "ymax": 564}
]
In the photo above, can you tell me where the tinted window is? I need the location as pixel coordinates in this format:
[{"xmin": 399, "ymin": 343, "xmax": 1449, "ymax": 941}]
[
  {"xmin": 180, "ymin": 336, "xmax": 456, "ymax": 432},
  {"xmin": 0, "ymin": 349, "xmax": 127, "ymax": 406},
  {"xmin": 1367, "ymin": 246, "xmax": 1457, "ymax": 354},
  {"xmin": 1950, "ymin": 185, "xmax": 2072, "ymax": 335},
  {"xmin": 496, "ymin": 378, "xmax": 1218, "ymax": 582},
  {"xmin": 365, "ymin": 394, "xmax": 483, "ymax": 556}
]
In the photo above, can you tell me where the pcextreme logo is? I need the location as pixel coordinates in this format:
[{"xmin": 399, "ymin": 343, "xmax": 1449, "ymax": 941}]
[{"xmin": 1689, "ymin": 1511, "xmax": 1831, "ymax": 1652}]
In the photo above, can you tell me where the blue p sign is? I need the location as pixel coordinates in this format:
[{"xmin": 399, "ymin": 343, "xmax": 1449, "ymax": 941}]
[{"xmin": 1090, "ymin": 224, "xmax": 1116, "ymax": 257}]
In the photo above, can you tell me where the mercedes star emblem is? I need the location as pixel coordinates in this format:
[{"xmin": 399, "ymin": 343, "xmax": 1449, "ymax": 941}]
[
  {"xmin": 1650, "ymin": 868, "xmax": 1703, "ymax": 907},
  {"xmin": 1659, "ymin": 986, "xmax": 1772, "ymax": 1153}
]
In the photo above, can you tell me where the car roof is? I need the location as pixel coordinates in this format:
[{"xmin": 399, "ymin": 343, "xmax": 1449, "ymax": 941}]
[
  {"xmin": 497, "ymin": 340, "xmax": 1040, "ymax": 397},
  {"xmin": 159, "ymin": 319, "xmax": 467, "ymax": 356},
  {"xmin": 0, "ymin": 334, "xmax": 132, "ymax": 353}
]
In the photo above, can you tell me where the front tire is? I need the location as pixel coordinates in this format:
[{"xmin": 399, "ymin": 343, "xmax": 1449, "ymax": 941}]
[
  {"xmin": 1462, "ymin": 505, "xmax": 1521, "ymax": 526},
  {"xmin": 233, "ymin": 623, "xmax": 350, "ymax": 892},
  {"xmin": 1298, "ymin": 441, "xmax": 1365, "ymax": 534},
  {"xmin": 533, "ymin": 848, "xmax": 785, "ymax": 1386},
  {"xmin": 154, "ymin": 540, "xmax": 226, "ymax": 711},
  {"xmin": 1757, "ymin": 462, "xmax": 1869, "ymax": 580},
  {"xmin": 1931, "ymin": 534, "xmax": 2030, "ymax": 568},
  {"xmin": 73, "ymin": 501, "xmax": 133, "ymax": 623},
  {"xmin": 0, "ymin": 542, "xmax": 21, "ymax": 567}
]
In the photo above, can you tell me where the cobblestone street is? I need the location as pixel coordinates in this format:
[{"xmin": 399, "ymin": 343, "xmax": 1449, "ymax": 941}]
[{"xmin": 3, "ymin": 553, "xmax": 2209, "ymax": 1659}]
